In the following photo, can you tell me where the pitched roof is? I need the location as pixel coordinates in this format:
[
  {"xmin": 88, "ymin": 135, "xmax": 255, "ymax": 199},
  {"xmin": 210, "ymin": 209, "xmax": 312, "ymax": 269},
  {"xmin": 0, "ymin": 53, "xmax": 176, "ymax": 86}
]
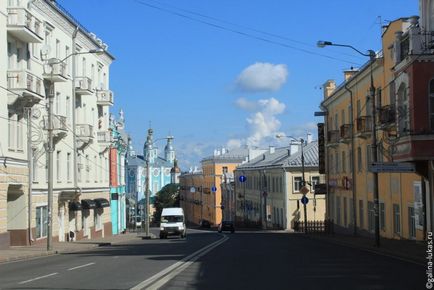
[{"xmin": 238, "ymin": 141, "xmax": 318, "ymax": 170}]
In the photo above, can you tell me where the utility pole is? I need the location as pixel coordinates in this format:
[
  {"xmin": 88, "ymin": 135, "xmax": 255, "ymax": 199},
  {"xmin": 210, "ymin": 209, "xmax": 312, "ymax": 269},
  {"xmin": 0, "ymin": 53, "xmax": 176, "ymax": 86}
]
[
  {"xmin": 26, "ymin": 107, "xmax": 33, "ymax": 245},
  {"xmin": 144, "ymin": 154, "xmax": 150, "ymax": 238},
  {"xmin": 300, "ymin": 139, "xmax": 307, "ymax": 233}
]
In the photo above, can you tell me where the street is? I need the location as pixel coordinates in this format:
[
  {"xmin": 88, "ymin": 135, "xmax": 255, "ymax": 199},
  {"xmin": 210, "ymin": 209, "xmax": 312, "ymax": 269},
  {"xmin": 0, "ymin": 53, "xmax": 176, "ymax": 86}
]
[{"xmin": 0, "ymin": 228, "xmax": 425, "ymax": 290}]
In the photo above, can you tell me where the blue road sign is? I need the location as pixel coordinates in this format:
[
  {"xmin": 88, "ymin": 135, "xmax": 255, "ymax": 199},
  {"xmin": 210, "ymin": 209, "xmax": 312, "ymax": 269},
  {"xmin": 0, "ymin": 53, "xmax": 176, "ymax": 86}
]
[
  {"xmin": 211, "ymin": 186, "xmax": 217, "ymax": 192},
  {"xmin": 239, "ymin": 175, "xmax": 246, "ymax": 183},
  {"xmin": 301, "ymin": 195, "xmax": 309, "ymax": 205}
]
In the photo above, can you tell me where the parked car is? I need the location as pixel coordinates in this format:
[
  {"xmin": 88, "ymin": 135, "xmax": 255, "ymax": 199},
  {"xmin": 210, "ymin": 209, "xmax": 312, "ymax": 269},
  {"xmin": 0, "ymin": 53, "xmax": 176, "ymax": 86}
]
[
  {"xmin": 218, "ymin": 221, "xmax": 235, "ymax": 233},
  {"xmin": 135, "ymin": 216, "xmax": 142, "ymax": 228},
  {"xmin": 199, "ymin": 219, "xmax": 211, "ymax": 228}
]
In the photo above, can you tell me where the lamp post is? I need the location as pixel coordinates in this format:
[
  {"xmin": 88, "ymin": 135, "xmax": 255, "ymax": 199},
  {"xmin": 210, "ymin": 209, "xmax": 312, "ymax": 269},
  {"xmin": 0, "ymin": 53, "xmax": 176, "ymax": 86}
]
[
  {"xmin": 276, "ymin": 134, "xmax": 307, "ymax": 232},
  {"xmin": 143, "ymin": 133, "xmax": 172, "ymax": 238},
  {"xmin": 317, "ymin": 40, "xmax": 380, "ymax": 247},
  {"xmin": 45, "ymin": 48, "xmax": 104, "ymax": 251}
]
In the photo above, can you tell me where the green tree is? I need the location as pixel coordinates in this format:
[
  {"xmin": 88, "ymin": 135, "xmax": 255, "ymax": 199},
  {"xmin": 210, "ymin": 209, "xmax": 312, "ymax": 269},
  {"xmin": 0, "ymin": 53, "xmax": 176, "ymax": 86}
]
[{"xmin": 153, "ymin": 183, "xmax": 180, "ymax": 222}]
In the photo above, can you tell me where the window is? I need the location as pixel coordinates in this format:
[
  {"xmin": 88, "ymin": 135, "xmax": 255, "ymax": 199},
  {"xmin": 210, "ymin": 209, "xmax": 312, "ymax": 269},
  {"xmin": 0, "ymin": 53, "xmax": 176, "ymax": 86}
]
[
  {"xmin": 357, "ymin": 147, "xmax": 362, "ymax": 172},
  {"xmin": 55, "ymin": 92, "xmax": 61, "ymax": 115},
  {"xmin": 430, "ymin": 80, "xmax": 434, "ymax": 130},
  {"xmin": 32, "ymin": 149, "xmax": 38, "ymax": 182},
  {"xmin": 65, "ymin": 46, "xmax": 70, "ymax": 75},
  {"xmin": 336, "ymin": 196, "xmax": 341, "ymax": 225},
  {"xmin": 330, "ymin": 153, "xmax": 334, "ymax": 174},
  {"xmin": 67, "ymin": 153, "xmax": 71, "ymax": 182},
  {"xmin": 357, "ymin": 99, "xmax": 361, "ymax": 118},
  {"xmin": 359, "ymin": 200, "xmax": 364, "ymax": 229},
  {"xmin": 342, "ymin": 151, "xmax": 346, "ymax": 173},
  {"xmin": 310, "ymin": 176, "xmax": 320, "ymax": 191},
  {"xmin": 397, "ymin": 83, "xmax": 409, "ymax": 134},
  {"xmin": 335, "ymin": 153, "xmax": 339, "ymax": 173},
  {"xmin": 293, "ymin": 177, "xmax": 302, "ymax": 192},
  {"xmin": 95, "ymin": 155, "xmax": 98, "ymax": 182},
  {"xmin": 349, "ymin": 198, "xmax": 354, "ymax": 226},
  {"xmin": 16, "ymin": 114, "xmax": 23, "ymax": 151},
  {"xmin": 341, "ymin": 109, "xmax": 346, "ymax": 125},
  {"xmin": 56, "ymin": 151, "xmax": 61, "ymax": 182},
  {"xmin": 8, "ymin": 42, "xmax": 13, "ymax": 68},
  {"xmin": 393, "ymin": 204, "xmax": 401, "ymax": 234},
  {"xmin": 334, "ymin": 113, "xmax": 339, "ymax": 130},
  {"xmin": 55, "ymin": 39, "xmax": 60, "ymax": 59},
  {"xmin": 35, "ymin": 205, "xmax": 48, "ymax": 238},
  {"xmin": 85, "ymin": 155, "xmax": 89, "ymax": 182},
  {"xmin": 368, "ymin": 201, "xmax": 374, "ymax": 232},
  {"xmin": 8, "ymin": 112, "xmax": 16, "ymax": 150},
  {"xmin": 343, "ymin": 197, "xmax": 348, "ymax": 227},
  {"xmin": 100, "ymin": 155, "xmax": 103, "ymax": 183},
  {"xmin": 82, "ymin": 57, "xmax": 86, "ymax": 77},
  {"xmin": 366, "ymin": 145, "xmax": 372, "ymax": 169},
  {"xmin": 66, "ymin": 96, "xmax": 71, "ymax": 125},
  {"xmin": 408, "ymin": 206, "xmax": 416, "ymax": 239},
  {"xmin": 77, "ymin": 155, "xmax": 82, "ymax": 182}
]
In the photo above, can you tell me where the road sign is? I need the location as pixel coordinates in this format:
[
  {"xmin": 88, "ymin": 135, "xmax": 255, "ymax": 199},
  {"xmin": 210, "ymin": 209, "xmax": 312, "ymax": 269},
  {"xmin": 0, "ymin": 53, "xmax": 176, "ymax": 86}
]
[
  {"xmin": 300, "ymin": 186, "xmax": 309, "ymax": 195},
  {"xmin": 369, "ymin": 162, "xmax": 416, "ymax": 173},
  {"xmin": 211, "ymin": 186, "xmax": 217, "ymax": 192},
  {"xmin": 239, "ymin": 175, "xmax": 246, "ymax": 183},
  {"xmin": 190, "ymin": 186, "xmax": 196, "ymax": 193},
  {"xmin": 301, "ymin": 195, "xmax": 309, "ymax": 205}
]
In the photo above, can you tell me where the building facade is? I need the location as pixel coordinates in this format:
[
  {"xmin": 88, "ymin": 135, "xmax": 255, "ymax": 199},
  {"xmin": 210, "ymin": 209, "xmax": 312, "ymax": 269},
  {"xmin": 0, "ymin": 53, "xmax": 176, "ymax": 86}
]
[
  {"xmin": 234, "ymin": 142, "xmax": 326, "ymax": 230},
  {"xmin": 320, "ymin": 4, "xmax": 434, "ymax": 241},
  {"xmin": 1, "ymin": 0, "xmax": 114, "ymax": 248},
  {"xmin": 179, "ymin": 147, "xmax": 266, "ymax": 226},
  {"xmin": 109, "ymin": 110, "xmax": 127, "ymax": 235}
]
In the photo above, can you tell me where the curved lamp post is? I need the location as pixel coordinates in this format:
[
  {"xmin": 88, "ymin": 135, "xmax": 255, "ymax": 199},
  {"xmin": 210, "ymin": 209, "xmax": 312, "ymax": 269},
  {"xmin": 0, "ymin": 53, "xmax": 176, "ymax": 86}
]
[{"xmin": 317, "ymin": 40, "xmax": 380, "ymax": 247}]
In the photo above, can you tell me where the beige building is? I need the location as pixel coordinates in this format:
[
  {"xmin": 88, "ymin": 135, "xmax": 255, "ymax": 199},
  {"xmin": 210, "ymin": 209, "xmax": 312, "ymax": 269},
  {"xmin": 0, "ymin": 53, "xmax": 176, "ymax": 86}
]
[
  {"xmin": 234, "ymin": 141, "xmax": 326, "ymax": 230},
  {"xmin": 1, "ymin": 0, "xmax": 114, "ymax": 248}
]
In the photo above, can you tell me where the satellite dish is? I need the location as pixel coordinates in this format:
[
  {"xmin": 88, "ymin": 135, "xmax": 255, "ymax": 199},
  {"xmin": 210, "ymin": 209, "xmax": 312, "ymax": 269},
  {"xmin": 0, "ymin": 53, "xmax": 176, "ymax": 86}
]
[{"xmin": 41, "ymin": 44, "xmax": 51, "ymax": 56}]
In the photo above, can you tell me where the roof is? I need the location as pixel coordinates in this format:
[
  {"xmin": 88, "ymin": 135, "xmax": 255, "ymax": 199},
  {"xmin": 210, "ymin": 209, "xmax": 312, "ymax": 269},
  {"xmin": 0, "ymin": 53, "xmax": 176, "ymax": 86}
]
[
  {"xmin": 237, "ymin": 141, "xmax": 318, "ymax": 170},
  {"xmin": 127, "ymin": 155, "xmax": 145, "ymax": 167},
  {"xmin": 202, "ymin": 148, "xmax": 249, "ymax": 163}
]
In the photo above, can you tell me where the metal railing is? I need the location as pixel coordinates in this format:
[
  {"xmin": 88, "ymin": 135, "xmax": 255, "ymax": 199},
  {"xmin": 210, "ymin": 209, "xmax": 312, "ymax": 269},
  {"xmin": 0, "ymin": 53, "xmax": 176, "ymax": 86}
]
[
  {"xmin": 7, "ymin": 8, "xmax": 43, "ymax": 38},
  {"xmin": 7, "ymin": 70, "xmax": 43, "ymax": 96},
  {"xmin": 97, "ymin": 131, "xmax": 112, "ymax": 143},
  {"xmin": 76, "ymin": 124, "xmax": 94, "ymax": 138}
]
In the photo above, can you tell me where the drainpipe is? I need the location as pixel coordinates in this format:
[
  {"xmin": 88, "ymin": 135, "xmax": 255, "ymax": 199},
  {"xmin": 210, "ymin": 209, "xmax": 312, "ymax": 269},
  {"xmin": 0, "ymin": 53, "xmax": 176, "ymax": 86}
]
[
  {"xmin": 26, "ymin": 107, "xmax": 33, "ymax": 244},
  {"xmin": 344, "ymin": 83, "xmax": 357, "ymax": 236}
]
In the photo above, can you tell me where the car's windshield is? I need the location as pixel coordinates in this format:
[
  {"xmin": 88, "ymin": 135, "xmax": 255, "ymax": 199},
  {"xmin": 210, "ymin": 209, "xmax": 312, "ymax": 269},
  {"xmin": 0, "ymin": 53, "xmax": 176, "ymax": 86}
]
[{"xmin": 161, "ymin": 215, "xmax": 184, "ymax": 223}]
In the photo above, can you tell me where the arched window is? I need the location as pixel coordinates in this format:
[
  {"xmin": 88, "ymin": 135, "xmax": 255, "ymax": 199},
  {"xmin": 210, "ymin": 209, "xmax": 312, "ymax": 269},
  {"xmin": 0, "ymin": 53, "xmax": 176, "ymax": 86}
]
[
  {"xmin": 430, "ymin": 79, "xmax": 434, "ymax": 131},
  {"xmin": 397, "ymin": 83, "xmax": 409, "ymax": 135}
]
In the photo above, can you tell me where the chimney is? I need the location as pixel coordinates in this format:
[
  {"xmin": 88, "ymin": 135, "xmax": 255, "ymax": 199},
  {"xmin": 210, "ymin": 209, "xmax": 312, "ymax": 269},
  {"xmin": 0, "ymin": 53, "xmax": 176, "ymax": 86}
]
[
  {"xmin": 343, "ymin": 69, "xmax": 358, "ymax": 81},
  {"xmin": 307, "ymin": 132, "xmax": 313, "ymax": 144},
  {"xmin": 222, "ymin": 147, "xmax": 226, "ymax": 154},
  {"xmin": 323, "ymin": 80, "xmax": 336, "ymax": 98},
  {"xmin": 269, "ymin": 146, "xmax": 275, "ymax": 154},
  {"xmin": 289, "ymin": 142, "xmax": 299, "ymax": 155}
]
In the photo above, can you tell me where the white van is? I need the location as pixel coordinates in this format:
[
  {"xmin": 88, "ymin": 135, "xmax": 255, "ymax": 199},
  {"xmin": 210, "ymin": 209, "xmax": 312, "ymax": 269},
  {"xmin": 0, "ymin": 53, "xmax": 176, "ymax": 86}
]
[{"xmin": 159, "ymin": 207, "xmax": 186, "ymax": 239}]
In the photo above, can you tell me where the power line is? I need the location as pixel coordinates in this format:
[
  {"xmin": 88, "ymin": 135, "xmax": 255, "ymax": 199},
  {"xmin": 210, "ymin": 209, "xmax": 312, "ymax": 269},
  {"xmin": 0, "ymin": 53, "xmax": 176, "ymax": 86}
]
[{"xmin": 133, "ymin": 0, "xmax": 361, "ymax": 65}]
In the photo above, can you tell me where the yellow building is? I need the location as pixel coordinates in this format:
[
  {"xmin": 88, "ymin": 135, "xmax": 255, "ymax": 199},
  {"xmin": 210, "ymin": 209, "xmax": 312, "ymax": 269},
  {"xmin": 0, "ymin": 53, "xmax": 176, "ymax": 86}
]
[
  {"xmin": 320, "ymin": 15, "xmax": 434, "ymax": 241},
  {"xmin": 180, "ymin": 148, "xmax": 265, "ymax": 226}
]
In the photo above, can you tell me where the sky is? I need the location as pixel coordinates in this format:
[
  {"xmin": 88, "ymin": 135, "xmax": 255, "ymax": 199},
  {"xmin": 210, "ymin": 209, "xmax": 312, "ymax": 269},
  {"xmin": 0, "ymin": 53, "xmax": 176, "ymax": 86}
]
[{"xmin": 57, "ymin": 0, "xmax": 418, "ymax": 170}]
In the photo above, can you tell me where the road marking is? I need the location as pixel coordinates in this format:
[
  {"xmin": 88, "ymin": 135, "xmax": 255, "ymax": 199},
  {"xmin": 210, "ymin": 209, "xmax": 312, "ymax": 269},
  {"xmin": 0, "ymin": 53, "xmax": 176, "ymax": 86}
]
[
  {"xmin": 18, "ymin": 272, "xmax": 58, "ymax": 284},
  {"xmin": 130, "ymin": 235, "xmax": 228, "ymax": 290},
  {"xmin": 67, "ymin": 262, "xmax": 95, "ymax": 271}
]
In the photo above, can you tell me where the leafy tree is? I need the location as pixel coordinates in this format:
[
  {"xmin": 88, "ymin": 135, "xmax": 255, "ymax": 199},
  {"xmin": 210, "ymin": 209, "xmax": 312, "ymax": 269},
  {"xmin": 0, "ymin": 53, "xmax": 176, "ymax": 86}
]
[{"xmin": 153, "ymin": 183, "xmax": 180, "ymax": 222}]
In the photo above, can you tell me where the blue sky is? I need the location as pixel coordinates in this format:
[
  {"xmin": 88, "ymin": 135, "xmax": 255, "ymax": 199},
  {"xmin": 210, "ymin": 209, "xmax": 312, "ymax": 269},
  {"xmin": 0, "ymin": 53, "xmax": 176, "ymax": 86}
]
[{"xmin": 57, "ymin": 0, "xmax": 418, "ymax": 169}]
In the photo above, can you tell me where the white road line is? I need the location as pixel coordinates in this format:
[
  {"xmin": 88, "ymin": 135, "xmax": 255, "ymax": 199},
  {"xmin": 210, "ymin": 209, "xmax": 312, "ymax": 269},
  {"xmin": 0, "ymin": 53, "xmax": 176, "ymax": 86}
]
[
  {"xmin": 67, "ymin": 262, "xmax": 96, "ymax": 271},
  {"xmin": 130, "ymin": 235, "xmax": 228, "ymax": 290},
  {"xmin": 18, "ymin": 272, "xmax": 58, "ymax": 285}
]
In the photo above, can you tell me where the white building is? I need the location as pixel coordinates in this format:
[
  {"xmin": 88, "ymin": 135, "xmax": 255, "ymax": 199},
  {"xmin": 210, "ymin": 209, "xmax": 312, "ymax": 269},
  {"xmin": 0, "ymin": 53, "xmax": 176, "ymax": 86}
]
[{"xmin": 0, "ymin": 0, "xmax": 115, "ymax": 248}]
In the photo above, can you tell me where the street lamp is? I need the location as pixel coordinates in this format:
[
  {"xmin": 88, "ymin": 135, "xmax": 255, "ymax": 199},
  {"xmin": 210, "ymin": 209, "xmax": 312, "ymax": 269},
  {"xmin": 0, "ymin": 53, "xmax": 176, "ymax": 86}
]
[
  {"xmin": 318, "ymin": 40, "xmax": 380, "ymax": 247},
  {"xmin": 276, "ymin": 134, "xmax": 307, "ymax": 233},
  {"xmin": 45, "ymin": 48, "xmax": 105, "ymax": 251}
]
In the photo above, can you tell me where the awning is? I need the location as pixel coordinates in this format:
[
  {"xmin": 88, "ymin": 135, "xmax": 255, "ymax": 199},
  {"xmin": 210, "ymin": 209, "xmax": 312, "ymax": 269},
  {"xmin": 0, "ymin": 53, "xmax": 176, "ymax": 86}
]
[
  {"xmin": 81, "ymin": 199, "xmax": 97, "ymax": 209},
  {"xmin": 94, "ymin": 198, "xmax": 110, "ymax": 208},
  {"xmin": 69, "ymin": 201, "xmax": 82, "ymax": 211}
]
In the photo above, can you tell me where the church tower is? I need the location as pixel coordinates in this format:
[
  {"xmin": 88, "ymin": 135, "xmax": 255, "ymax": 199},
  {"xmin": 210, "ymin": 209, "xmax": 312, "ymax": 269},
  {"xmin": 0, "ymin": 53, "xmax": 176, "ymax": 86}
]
[
  {"xmin": 171, "ymin": 159, "xmax": 181, "ymax": 184},
  {"xmin": 143, "ymin": 128, "xmax": 157, "ymax": 164},
  {"xmin": 164, "ymin": 136, "xmax": 175, "ymax": 163}
]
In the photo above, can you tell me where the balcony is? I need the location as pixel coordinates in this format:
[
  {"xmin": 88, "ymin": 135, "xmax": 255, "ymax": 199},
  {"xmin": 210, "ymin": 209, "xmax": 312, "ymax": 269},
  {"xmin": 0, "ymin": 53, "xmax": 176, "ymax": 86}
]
[
  {"xmin": 75, "ymin": 77, "xmax": 94, "ymax": 95},
  {"xmin": 356, "ymin": 116, "xmax": 372, "ymax": 138},
  {"xmin": 76, "ymin": 124, "xmax": 94, "ymax": 149},
  {"xmin": 379, "ymin": 105, "xmax": 396, "ymax": 129},
  {"xmin": 392, "ymin": 134, "xmax": 434, "ymax": 162},
  {"xmin": 340, "ymin": 124, "xmax": 352, "ymax": 144},
  {"xmin": 44, "ymin": 115, "xmax": 68, "ymax": 142},
  {"xmin": 7, "ymin": 70, "xmax": 44, "ymax": 107},
  {"xmin": 97, "ymin": 130, "xmax": 112, "ymax": 145},
  {"xmin": 7, "ymin": 8, "xmax": 43, "ymax": 43},
  {"xmin": 96, "ymin": 89, "xmax": 114, "ymax": 106},
  {"xmin": 327, "ymin": 130, "xmax": 340, "ymax": 147},
  {"xmin": 42, "ymin": 61, "xmax": 68, "ymax": 82}
]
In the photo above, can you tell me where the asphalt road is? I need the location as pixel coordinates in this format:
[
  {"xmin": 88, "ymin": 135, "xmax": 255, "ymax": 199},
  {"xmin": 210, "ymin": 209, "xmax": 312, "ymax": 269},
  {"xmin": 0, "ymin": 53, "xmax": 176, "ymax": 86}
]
[{"xmin": 0, "ymin": 229, "xmax": 426, "ymax": 290}]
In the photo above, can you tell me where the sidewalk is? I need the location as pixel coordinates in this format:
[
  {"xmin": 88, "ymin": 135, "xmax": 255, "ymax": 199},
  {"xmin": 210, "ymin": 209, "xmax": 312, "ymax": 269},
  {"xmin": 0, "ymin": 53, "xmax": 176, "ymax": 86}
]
[
  {"xmin": 0, "ymin": 232, "xmax": 141, "ymax": 264},
  {"xmin": 303, "ymin": 232, "xmax": 426, "ymax": 265}
]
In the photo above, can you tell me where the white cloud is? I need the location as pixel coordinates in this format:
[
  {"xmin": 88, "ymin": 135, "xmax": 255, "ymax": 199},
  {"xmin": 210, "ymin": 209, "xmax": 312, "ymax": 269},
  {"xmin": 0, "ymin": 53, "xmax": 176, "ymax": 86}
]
[
  {"xmin": 235, "ymin": 97, "xmax": 257, "ymax": 111},
  {"xmin": 227, "ymin": 97, "xmax": 286, "ymax": 148},
  {"xmin": 235, "ymin": 62, "xmax": 288, "ymax": 92}
]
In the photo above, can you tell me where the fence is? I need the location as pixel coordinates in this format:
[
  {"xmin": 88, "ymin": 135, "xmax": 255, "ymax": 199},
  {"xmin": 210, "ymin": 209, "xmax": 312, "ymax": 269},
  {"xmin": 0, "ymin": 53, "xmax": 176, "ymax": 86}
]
[{"xmin": 293, "ymin": 219, "xmax": 334, "ymax": 234}]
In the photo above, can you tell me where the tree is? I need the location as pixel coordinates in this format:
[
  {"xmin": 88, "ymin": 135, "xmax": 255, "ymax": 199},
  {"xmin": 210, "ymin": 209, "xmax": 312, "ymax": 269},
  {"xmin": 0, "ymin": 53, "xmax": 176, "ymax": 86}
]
[{"xmin": 153, "ymin": 183, "xmax": 180, "ymax": 222}]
